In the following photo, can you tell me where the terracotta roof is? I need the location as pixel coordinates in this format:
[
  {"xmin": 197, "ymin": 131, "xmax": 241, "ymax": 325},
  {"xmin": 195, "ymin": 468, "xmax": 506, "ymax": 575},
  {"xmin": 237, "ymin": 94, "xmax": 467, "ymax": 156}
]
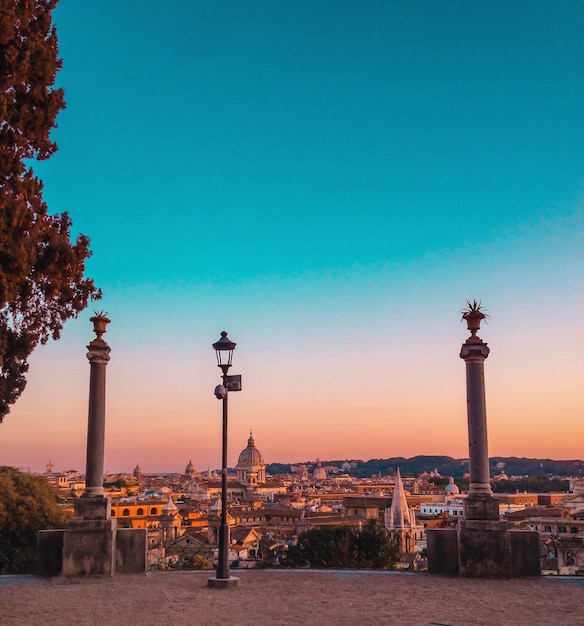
[
  {"xmin": 231, "ymin": 527, "xmax": 260, "ymax": 542},
  {"xmin": 504, "ymin": 507, "xmax": 565, "ymax": 520}
]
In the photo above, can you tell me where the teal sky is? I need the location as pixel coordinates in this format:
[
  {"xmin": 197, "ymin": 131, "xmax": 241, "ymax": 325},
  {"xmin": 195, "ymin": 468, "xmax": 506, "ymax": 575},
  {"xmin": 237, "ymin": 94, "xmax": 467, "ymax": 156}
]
[{"xmin": 2, "ymin": 0, "xmax": 583, "ymax": 473}]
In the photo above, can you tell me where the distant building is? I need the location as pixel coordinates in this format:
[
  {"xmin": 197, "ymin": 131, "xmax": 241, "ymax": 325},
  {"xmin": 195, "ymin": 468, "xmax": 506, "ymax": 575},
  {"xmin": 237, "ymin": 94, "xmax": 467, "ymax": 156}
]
[
  {"xmin": 158, "ymin": 495, "xmax": 182, "ymax": 550},
  {"xmin": 111, "ymin": 499, "xmax": 166, "ymax": 529},
  {"xmin": 563, "ymin": 492, "xmax": 584, "ymax": 515},
  {"xmin": 384, "ymin": 468, "xmax": 424, "ymax": 553},
  {"xmin": 186, "ymin": 432, "xmax": 285, "ymax": 503},
  {"xmin": 313, "ymin": 460, "xmax": 327, "ymax": 482},
  {"xmin": 444, "ymin": 476, "xmax": 460, "ymax": 497},
  {"xmin": 184, "ymin": 460, "xmax": 196, "ymax": 479},
  {"xmin": 419, "ymin": 476, "xmax": 465, "ymax": 518},
  {"xmin": 419, "ymin": 501, "xmax": 464, "ymax": 518},
  {"xmin": 236, "ymin": 431, "xmax": 266, "ymax": 486},
  {"xmin": 343, "ymin": 494, "xmax": 391, "ymax": 521},
  {"xmin": 133, "ymin": 464, "xmax": 144, "ymax": 483}
]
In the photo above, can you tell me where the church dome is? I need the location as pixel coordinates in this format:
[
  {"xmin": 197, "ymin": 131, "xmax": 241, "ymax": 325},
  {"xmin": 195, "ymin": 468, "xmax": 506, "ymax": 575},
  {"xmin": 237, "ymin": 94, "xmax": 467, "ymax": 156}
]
[
  {"xmin": 133, "ymin": 464, "xmax": 144, "ymax": 480},
  {"xmin": 445, "ymin": 476, "xmax": 460, "ymax": 495},
  {"xmin": 185, "ymin": 460, "xmax": 196, "ymax": 477},
  {"xmin": 237, "ymin": 432, "xmax": 264, "ymax": 467},
  {"xmin": 313, "ymin": 460, "xmax": 326, "ymax": 481}
]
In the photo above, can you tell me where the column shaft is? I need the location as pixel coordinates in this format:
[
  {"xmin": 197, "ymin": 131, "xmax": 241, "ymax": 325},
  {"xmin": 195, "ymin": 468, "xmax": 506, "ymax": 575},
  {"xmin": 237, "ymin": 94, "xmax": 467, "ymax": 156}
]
[
  {"xmin": 82, "ymin": 327, "xmax": 111, "ymax": 498},
  {"xmin": 85, "ymin": 357, "xmax": 107, "ymax": 496},
  {"xmin": 465, "ymin": 357, "xmax": 492, "ymax": 493}
]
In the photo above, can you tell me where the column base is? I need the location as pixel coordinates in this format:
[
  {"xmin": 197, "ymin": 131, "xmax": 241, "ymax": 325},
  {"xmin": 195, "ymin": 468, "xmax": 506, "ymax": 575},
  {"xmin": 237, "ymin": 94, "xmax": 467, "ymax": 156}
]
[
  {"xmin": 207, "ymin": 576, "xmax": 239, "ymax": 589},
  {"xmin": 426, "ymin": 525, "xmax": 540, "ymax": 578},
  {"xmin": 73, "ymin": 496, "xmax": 111, "ymax": 520},
  {"xmin": 463, "ymin": 493, "xmax": 500, "ymax": 520},
  {"xmin": 38, "ymin": 525, "xmax": 148, "ymax": 577},
  {"xmin": 62, "ymin": 519, "xmax": 116, "ymax": 576},
  {"xmin": 458, "ymin": 520, "xmax": 511, "ymax": 578}
]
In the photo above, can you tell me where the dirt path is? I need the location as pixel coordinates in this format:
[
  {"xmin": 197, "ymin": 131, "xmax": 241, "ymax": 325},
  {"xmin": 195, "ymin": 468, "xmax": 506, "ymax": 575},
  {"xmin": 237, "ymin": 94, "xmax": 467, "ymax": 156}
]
[{"xmin": 1, "ymin": 570, "xmax": 583, "ymax": 626}]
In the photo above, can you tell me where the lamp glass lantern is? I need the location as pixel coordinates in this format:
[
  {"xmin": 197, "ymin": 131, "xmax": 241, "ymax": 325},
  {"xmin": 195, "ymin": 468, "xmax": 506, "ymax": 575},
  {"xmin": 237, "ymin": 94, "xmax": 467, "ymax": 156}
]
[{"xmin": 212, "ymin": 331, "xmax": 237, "ymax": 374}]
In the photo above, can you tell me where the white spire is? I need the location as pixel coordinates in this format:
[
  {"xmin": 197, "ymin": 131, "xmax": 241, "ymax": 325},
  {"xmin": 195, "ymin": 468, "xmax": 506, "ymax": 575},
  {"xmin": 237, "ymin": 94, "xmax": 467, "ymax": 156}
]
[
  {"xmin": 162, "ymin": 494, "xmax": 178, "ymax": 514},
  {"xmin": 387, "ymin": 468, "xmax": 412, "ymax": 529}
]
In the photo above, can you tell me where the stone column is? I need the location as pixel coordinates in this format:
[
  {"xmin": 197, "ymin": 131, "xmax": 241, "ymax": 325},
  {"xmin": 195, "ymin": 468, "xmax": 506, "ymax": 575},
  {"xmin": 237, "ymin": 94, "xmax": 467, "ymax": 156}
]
[
  {"xmin": 460, "ymin": 340, "xmax": 492, "ymax": 496},
  {"xmin": 426, "ymin": 303, "xmax": 539, "ymax": 578},
  {"xmin": 457, "ymin": 303, "xmax": 510, "ymax": 578},
  {"xmin": 45, "ymin": 315, "xmax": 148, "ymax": 576},
  {"xmin": 459, "ymin": 305, "xmax": 499, "ymax": 521},
  {"xmin": 62, "ymin": 314, "xmax": 116, "ymax": 576},
  {"xmin": 83, "ymin": 314, "xmax": 111, "ymax": 497}
]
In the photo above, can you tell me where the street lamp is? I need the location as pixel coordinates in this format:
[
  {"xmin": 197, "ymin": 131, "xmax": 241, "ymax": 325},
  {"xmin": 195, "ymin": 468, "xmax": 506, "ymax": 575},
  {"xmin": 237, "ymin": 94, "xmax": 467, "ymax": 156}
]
[{"xmin": 208, "ymin": 331, "xmax": 241, "ymax": 589}]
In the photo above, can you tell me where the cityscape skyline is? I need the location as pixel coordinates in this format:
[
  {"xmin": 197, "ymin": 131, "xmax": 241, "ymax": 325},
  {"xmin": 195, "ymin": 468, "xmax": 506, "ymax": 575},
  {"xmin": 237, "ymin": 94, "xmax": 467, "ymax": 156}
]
[
  {"xmin": 1, "ymin": 1, "xmax": 583, "ymax": 473},
  {"xmin": 24, "ymin": 450, "xmax": 584, "ymax": 479}
]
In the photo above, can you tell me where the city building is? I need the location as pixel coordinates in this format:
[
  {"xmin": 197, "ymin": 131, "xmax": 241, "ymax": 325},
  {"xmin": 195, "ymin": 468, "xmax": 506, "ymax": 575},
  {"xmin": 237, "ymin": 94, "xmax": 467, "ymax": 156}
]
[{"xmin": 384, "ymin": 468, "xmax": 424, "ymax": 553}]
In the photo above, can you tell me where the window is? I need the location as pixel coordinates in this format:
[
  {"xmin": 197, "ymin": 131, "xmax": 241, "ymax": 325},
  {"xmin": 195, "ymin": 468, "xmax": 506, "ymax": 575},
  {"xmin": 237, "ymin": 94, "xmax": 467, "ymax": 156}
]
[
  {"xmin": 559, "ymin": 526, "xmax": 567, "ymax": 534},
  {"xmin": 570, "ymin": 527, "xmax": 578, "ymax": 534},
  {"xmin": 122, "ymin": 509, "xmax": 130, "ymax": 517},
  {"xmin": 111, "ymin": 510, "xmax": 116, "ymax": 517},
  {"xmin": 544, "ymin": 526, "xmax": 552, "ymax": 532},
  {"xmin": 151, "ymin": 507, "xmax": 158, "ymax": 515},
  {"xmin": 137, "ymin": 508, "xmax": 144, "ymax": 516},
  {"xmin": 567, "ymin": 551, "xmax": 575, "ymax": 566}
]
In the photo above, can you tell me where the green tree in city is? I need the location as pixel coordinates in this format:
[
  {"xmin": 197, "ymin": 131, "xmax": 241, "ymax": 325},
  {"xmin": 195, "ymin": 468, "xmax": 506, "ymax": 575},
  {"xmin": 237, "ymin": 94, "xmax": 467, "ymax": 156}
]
[
  {"xmin": 0, "ymin": 0, "xmax": 101, "ymax": 421},
  {"xmin": 0, "ymin": 466, "xmax": 68, "ymax": 573},
  {"xmin": 283, "ymin": 521, "xmax": 397, "ymax": 569},
  {"xmin": 354, "ymin": 519, "xmax": 399, "ymax": 569},
  {"xmin": 284, "ymin": 525, "xmax": 354, "ymax": 568}
]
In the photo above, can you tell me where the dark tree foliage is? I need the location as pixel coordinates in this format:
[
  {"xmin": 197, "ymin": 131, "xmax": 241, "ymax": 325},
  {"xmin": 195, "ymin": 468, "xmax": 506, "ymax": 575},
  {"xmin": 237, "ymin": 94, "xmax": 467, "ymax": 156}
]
[
  {"xmin": 428, "ymin": 476, "xmax": 470, "ymax": 491},
  {"xmin": 491, "ymin": 476, "xmax": 569, "ymax": 494},
  {"xmin": 0, "ymin": 466, "xmax": 68, "ymax": 573},
  {"xmin": 353, "ymin": 519, "xmax": 399, "ymax": 568},
  {"xmin": 0, "ymin": 0, "xmax": 100, "ymax": 421},
  {"xmin": 427, "ymin": 477, "xmax": 450, "ymax": 486},
  {"xmin": 268, "ymin": 457, "xmax": 584, "ymax": 480},
  {"xmin": 490, "ymin": 457, "xmax": 584, "ymax": 478},
  {"xmin": 265, "ymin": 462, "xmax": 292, "ymax": 475},
  {"xmin": 283, "ymin": 520, "xmax": 398, "ymax": 569},
  {"xmin": 351, "ymin": 456, "xmax": 469, "ymax": 479}
]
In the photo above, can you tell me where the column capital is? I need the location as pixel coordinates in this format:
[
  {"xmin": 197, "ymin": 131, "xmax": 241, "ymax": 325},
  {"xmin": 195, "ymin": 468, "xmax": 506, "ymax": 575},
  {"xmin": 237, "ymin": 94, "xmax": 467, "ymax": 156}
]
[
  {"xmin": 86, "ymin": 338, "xmax": 111, "ymax": 364},
  {"xmin": 460, "ymin": 341, "xmax": 489, "ymax": 361}
]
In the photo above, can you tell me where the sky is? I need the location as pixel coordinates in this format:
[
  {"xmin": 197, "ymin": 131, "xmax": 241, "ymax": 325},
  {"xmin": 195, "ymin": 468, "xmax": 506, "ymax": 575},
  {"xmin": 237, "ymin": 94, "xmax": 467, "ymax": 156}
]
[{"xmin": 1, "ymin": 0, "xmax": 583, "ymax": 474}]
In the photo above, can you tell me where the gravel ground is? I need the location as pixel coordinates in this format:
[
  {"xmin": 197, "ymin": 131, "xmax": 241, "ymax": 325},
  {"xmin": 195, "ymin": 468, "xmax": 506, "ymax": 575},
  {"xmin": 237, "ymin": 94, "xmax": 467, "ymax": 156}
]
[{"xmin": 1, "ymin": 570, "xmax": 584, "ymax": 626}]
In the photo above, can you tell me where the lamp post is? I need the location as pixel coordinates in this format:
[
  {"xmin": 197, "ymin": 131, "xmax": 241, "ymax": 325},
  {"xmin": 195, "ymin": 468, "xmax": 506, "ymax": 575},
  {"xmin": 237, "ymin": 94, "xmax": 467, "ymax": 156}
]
[{"xmin": 208, "ymin": 331, "xmax": 242, "ymax": 589}]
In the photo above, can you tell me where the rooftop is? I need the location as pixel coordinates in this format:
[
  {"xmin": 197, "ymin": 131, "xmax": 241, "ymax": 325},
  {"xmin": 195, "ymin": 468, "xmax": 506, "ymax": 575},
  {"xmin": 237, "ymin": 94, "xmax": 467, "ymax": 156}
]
[{"xmin": 1, "ymin": 570, "xmax": 583, "ymax": 625}]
